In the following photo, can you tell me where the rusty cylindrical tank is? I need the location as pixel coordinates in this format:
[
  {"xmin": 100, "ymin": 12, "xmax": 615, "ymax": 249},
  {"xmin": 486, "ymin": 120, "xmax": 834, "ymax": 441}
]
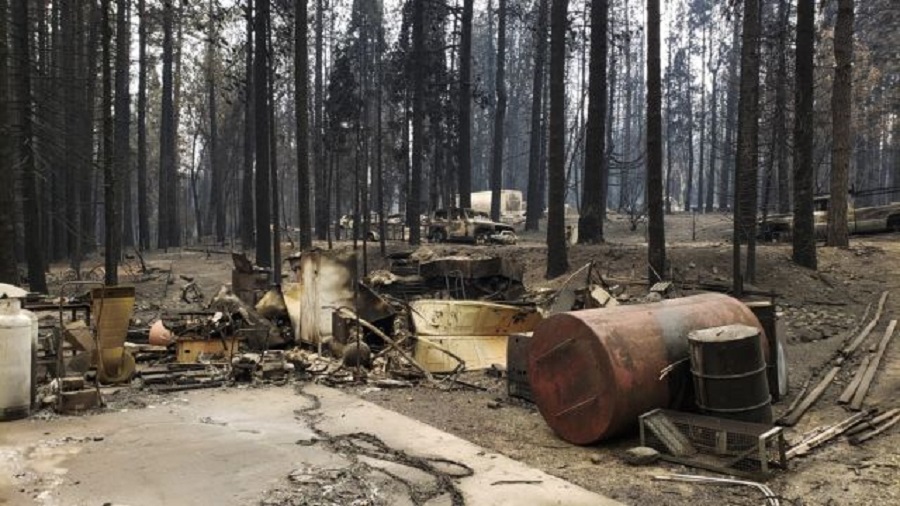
[
  {"xmin": 527, "ymin": 293, "xmax": 765, "ymax": 445},
  {"xmin": 688, "ymin": 324, "xmax": 773, "ymax": 424}
]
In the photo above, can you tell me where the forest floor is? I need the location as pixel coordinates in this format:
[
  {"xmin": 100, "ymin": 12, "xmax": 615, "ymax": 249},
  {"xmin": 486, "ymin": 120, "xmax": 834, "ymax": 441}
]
[{"xmin": 36, "ymin": 213, "xmax": 900, "ymax": 505}]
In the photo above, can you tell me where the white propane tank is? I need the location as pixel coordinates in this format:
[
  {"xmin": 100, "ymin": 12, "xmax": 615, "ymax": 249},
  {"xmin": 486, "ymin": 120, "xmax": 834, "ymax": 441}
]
[{"xmin": 0, "ymin": 285, "xmax": 33, "ymax": 421}]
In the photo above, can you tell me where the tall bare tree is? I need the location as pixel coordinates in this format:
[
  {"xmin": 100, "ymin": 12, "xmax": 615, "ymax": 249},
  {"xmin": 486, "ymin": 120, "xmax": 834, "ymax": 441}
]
[
  {"xmin": 159, "ymin": 0, "xmax": 177, "ymax": 249},
  {"xmin": 409, "ymin": 0, "xmax": 424, "ymax": 245},
  {"xmin": 110, "ymin": 0, "xmax": 130, "ymax": 283},
  {"xmin": 0, "ymin": 0, "xmax": 16, "ymax": 283},
  {"xmin": 546, "ymin": 0, "xmax": 568, "ymax": 278},
  {"xmin": 490, "ymin": 0, "xmax": 508, "ymax": 222},
  {"xmin": 296, "ymin": 0, "xmax": 312, "ymax": 249},
  {"xmin": 457, "ymin": 0, "xmax": 474, "ymax": 210},
  {"xmin": 102, "ymin": 0, "xmax": 119, "ymax": 284},
  {"xmin": 254, "ymin": 0, "xmax": 271, "ymax": 266},
  {"xmin": 137, "ymin": 0, "xmax": 150, "ymax": 250},
  {"xmin": 579, "ymin": 0, "xmax": 607, "ymax": 243},
  {"xmin": 646, "ymin": 0, "xmax": 665, "ymax": 283},
  {"xmin": 827, "ymin": 0, "xmax": 854, "ymax": 247},
  {"xmin": 792, "ymin": 0, "xmax": 817, "ymax": 269},
  {"xmin": 733, "ymin": 0, "xmax": 761, "ymax": 294},
  {"xmin": 11, "ymin": 0, "xmax": 47, "ymax": 291},
  {"xmin": 314, "ymin": 0, "xmax": 327, "ymax": 240},
  {"xmin": 208, "ymin": 0, "xmax": 225, "ymax": 245},
  {"xmin": 240, "ymin": 0, "xmax": 255, "ymax": 249},
  {"xmin": 525, "ymin": 0, "xmax": 548, "ymax": 233}
]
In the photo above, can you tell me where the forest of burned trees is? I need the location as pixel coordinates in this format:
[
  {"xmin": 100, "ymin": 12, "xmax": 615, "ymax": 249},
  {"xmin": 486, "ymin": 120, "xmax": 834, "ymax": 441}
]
[{"xmin": 0, "ymin": 0, "xmax": 897, "ymax": 292}]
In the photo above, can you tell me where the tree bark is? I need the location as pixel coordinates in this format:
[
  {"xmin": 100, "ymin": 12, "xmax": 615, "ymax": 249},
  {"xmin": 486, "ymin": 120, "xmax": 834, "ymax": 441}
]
[
  {"xmin": 159, "ymin": 0, "xmax": 176, "ymax": 250},
  {"xmin": 314, "ymin": 0, "xmax": 327, "ymax": 240},
  {"xmin": 254, "ymin": 0, "xmax": 271, "ymax": 266},
  {"xmin": 720, "ymin": 10, "xmax": 741, "ymax": 212},
  {"xmin": 101, "ymin": 0, "xmax": 119, "ymax": 284},
  {"xmin": 0, "ymin": 0, "xmax": 16, "ymax": 283},
  {"xmin": 207, "ymin": 0, "xmax": 225, "ymax": 244},
  {"xmin": 733, "ymin": 0, "xmax": 762, "ymax": 293},
  {"xmin": 137, "ymin": 0, "xmax": 149, "ymax": 250},
  {"xmin": 646, "ymin": 0, "xmax": 665, "ymax": 284},
  {"xmin": 111, "ymin": 0, "xmax": 129, "ymax": 280},
  {"xmin": 827, "ymin": 0, "xmax": 853, "ymax": 248},
  {"xmin": 296, "ymin": 0, "xmax": 312, "ymax": 249},
  {"xmin": 240, "ymin": 0, "xmax": 255, "ymax": 249},
  {"xmin": 409, "ymin": 0, "xmax": 424, "ymax": 245},
  {"xmin": 578, "ymin": 0, "xmax": 607, "ymax": 243},
  {"xmin": 546, "ymin": 0, "xmax": 569, "ymax": 278},
  {"xmin": 774, "ymin": 0, "xmax": 790, "ymax": 214},
  {"xmin": 792, "ymin": 0, "xmax": 817, "ymax": 269},
  {"xmin": 490, "ymin": 0, "xmax": 508, "ymax": 223},
  {"xmin": 457, "ymin": 0, "xmax": 474, "ymax": 210},
  {"xmin": 526, "ymin": 0, "xmax": 548, "ymax": 232}
]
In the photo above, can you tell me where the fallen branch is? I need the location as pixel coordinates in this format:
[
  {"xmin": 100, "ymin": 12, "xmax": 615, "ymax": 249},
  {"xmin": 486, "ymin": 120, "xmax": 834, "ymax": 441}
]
[
  {"xmin": 845, "ymin": 408, "xmax": 900, "ymax": 438},
  {"xmin": 843, "ymin": 291, "xmax": 889, "ymax": 356},
  {"xmin": 335, "ymin": 306, "xmax": 434, "ymax": 383},
  {"xmin": 786, "ymin": 411, "xmax": 870, "ymax": 459},
  {"xmin": 850, "ymin": 320, "xmax": 898, "ymax": 411},
  {"xmin": 849, "ymin": 411, "xmax": 900, "ymax": 445},
  {"xmin": 781, "ymin": 376, "xmax": 813, "ymax": 418}
]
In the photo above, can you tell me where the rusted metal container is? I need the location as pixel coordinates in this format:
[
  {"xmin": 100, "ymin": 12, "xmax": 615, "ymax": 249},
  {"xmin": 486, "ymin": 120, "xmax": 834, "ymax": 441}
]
[
  {"xmin": 688, "ymin": 324, "xmax": 773, "ymax": 424},
  {"xmin": 527, "ymin": 293, "xmax": 765, "ymax": 444}
]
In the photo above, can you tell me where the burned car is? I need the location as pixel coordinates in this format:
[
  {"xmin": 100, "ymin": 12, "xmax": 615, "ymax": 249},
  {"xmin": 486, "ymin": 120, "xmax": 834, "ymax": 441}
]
[{"xmin": 427, "ymin": 207, "xmax": 518, "ymax": 245}]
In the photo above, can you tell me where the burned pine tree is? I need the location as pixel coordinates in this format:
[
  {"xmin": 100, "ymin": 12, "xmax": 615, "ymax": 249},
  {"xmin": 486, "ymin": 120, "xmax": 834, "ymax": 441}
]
[
  {"xmin": 579, "ymin": 0, "xmax": 608, "ymax": 244},
  {"xmin": 545, "ymin": 0, "xmax": 568, "ymax": 278}
]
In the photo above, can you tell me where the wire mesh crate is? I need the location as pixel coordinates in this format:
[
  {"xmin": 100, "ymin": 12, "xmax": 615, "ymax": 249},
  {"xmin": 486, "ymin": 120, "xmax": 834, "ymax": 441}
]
[{"xmin": 640, "ymin": 409, "xmax": 787, "ymax": 479}]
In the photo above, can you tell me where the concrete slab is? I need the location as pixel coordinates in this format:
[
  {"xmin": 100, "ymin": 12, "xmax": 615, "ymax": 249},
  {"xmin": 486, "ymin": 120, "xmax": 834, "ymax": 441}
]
[{"xmin": 0, "ymin": 385, "xmax": 620, "ymax": 506}]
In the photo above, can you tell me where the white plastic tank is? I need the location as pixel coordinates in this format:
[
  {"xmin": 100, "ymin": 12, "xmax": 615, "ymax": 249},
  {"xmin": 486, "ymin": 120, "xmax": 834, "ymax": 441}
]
[{"xmin": 1, "ymin": 284, "xmax": 33, "ymax": 421}]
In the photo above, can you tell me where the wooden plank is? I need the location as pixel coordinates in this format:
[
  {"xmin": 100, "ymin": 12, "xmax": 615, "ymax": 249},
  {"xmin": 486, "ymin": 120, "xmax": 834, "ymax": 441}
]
[
  {"xmin": 843, "ymin": 291, "xmax": 889, "ymax": 356},
  {"xmin": 778, "ymin": 366, "xmax": 841, "ymax": 427},
  {"xmin": 850, "ymin": 319, "xmax": 898, "ymax": 411},
  {"xmin": 845, "ymin": 408, "xmax": 900, "ymax": 438},
  {"xmin": 849, "ymin": 412, "xmax": 900, "ymax": 445},
  {"xmin": 786, "ymin": 411, "xmax": 870, "ymax": 459},
  {"xmin": 838, "ymin": 356, "xmax": 871, "ymax": 404}
]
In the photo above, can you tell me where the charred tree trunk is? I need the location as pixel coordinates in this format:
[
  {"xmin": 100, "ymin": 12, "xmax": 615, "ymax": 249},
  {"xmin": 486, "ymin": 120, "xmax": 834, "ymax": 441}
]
[
  {"xmin": 240, "ymin": 0, "xmax": 255, "ymax": 250},
  {"xmin": 774, "ymin": 0, "xmax": 790, "ymax": 214},
  {"xmin": 490, "ymin": 0, "xmax": 508, "ymax": 223},
  {"xmin": 254, "ymin": 0, "xmax": 271, "ymax": 266},
  {"xmin": 526, "ymin": 0, "xmax": 548, "ymax": 232},
  {"xmin": 0, "ymin": 0, "xmax": 15, "ymax": 283},
  {"xmin": 457, "ymin": 0, "xmax": 474, "ymax": 210},
  {"xmin": 733, "ymin": 0, "xmax": 761, "ymax": 293},
  {"xmin": 792, "ymin": 0, "xmax": 817, "ymax": 269},
  {"xmin": 409, "ymin": 0, "xmax": 424, "ymax": 245},
  {"xmin": 159, "ymin": 0, "xmax": 176, "ymax": 250},
  {"xmin": 12, "ymin": 0, "xmax": 47, "ymax": 292},
  {"xmin": 296, "ymin": 0, "xmax": 312, "ymax": 249},
  {"xmin": 208, "ymin": 0, "xmax": 225, "ymax": 244},
  {"xmin": 137, "ymin": 0, "xmax": 149, "ymax": 250},
  {"xmin": 102, "ymin": 0, "xmax": 119, "ymax": 284},
  {"xmin": 646, "ymin": 0, "xmax": 665, "ymax": 284},
  {"xmin": 578, "ymin": 0, "xmax": 607, "ymax": 243},
  {"xmin": 314, "ymin": 0, "xmax": 326, "ymax": 241},
  {"xmin": 721, "ymin": 10, "xmax": 741, "ymax": 211},
  {"xmin": 826, "ymin": 0, "xmax": 853, "ymax": 248},
  {"xmin": 119, "ymin": 0, "xmax": 133, "ymax": 249},
  {"xmin": 546, "ymin": 0, "xmax": 569, "ymax": 278}
]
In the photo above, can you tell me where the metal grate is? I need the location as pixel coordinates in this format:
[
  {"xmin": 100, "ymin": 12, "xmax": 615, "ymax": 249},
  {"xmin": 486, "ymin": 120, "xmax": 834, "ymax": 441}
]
[{"xmin": 640, "ymin": 409, "xmax": 787, "ymax": 480}]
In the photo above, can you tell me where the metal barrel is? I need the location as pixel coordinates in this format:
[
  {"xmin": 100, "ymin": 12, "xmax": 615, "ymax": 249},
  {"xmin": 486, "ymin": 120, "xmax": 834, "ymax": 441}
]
[
  {"xmin": 688, "ymin": 324, "xmax": 773, "ymax": 424},
  {"xmin": 744, "ymin": 300, "xmax": 784, "ymax": 401},
  {"xmin": 528, "ymin": 293, "xmax": 766, "ymax": 445}
]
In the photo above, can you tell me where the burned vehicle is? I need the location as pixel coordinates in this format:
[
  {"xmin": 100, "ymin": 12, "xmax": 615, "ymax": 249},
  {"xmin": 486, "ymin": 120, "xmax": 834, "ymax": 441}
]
[
  {"xmin": 427, "ymin": 207, "xmax": 518, "ymax": 245},
  {"xmin": 759, "ymin": 194, "xmax": 900, "ymax": 241}
]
